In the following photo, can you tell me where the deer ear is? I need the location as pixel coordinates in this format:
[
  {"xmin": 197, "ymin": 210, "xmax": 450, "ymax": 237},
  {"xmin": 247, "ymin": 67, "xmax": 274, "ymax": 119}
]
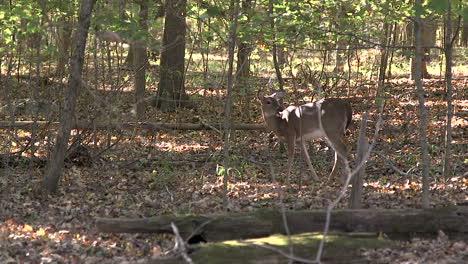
[
  {"xmin": 257, "ymin": 91, "xmax": 265, "ymax": 100},
  {"xmin": 272, "ymin": 91, "xmax": 286, "ymax": 100}
]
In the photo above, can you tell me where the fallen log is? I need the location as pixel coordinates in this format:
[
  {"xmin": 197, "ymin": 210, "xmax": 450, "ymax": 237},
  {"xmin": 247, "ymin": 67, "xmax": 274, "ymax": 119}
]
[
  {"xmin": 96, "ymin": 206, "xmax": 468, "ymax": 242},
  {"xmin": 0, "ymin": 121, "xmax": 265, "ymax": 131},
  {"xmin": 154, "ymin": 232, "xmax": 396, "ymax": 264}
]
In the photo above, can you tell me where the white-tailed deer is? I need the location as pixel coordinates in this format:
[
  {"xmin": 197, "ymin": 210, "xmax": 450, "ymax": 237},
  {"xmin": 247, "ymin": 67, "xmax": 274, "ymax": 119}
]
[{"xmin": 258, "ymin": 91, "xmax": 352, "ymax": 184}]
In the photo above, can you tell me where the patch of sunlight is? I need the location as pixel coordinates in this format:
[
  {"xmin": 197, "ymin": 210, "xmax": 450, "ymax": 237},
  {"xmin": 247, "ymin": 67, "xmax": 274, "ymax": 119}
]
[
  {"xmin": 155, "ymin": 141, "xmax": 210, "ymax": 152},
  {"xmin": 191, "ymin": 53, "xmax": 227, "ymax": 61},
  {"xmin": 186, "ymin": 89, "xmax": 227, "ymax": 97},
  {"xmin": 223, "ymin": 233, "xmax": 326, "ymax": 247}
]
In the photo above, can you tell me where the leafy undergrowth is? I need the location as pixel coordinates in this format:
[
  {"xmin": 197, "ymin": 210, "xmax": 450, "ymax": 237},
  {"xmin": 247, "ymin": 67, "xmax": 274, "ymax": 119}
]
[{"xmin": 0, "ymin": 78, "xmax": 467, "ymax": 263}]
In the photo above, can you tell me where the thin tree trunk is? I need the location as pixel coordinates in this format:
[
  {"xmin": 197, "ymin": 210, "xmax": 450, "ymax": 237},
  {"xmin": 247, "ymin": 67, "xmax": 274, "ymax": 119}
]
[
  {"xmin": 236, "ymin": 42, "xmax": 251, "ymax": 79},
  {"xmin": 414, "ymin": 0, "xmax": 431, "ymax": 208},
  {"xmin": 268, "ymin": 0, "xmax": 284, "ymax": 91},
  {"xmin": 387, "ymin": 23, "xmax": 398, "ymax": 78},
  {"xmin": 333, "ymin": 4, "xmax": 347, "ymax": 72},
  {"xmin": 223, "ymin": 0, "xmax": 240, "ymax": 211},
  {"xmin": 349, "ymin": 113, "xmax": 368, "ymax": 209},
  {"xmin": 57, "ymin": 16, "xmax": 73, "ymax": 77},
  {"xmin": 334, "ymin": 38, "xmax": 346, "ymax": 72},
  {"xmin": 462, "ymin": 17, "xmax": 468, "ymax": 46},
  {"xmin": 42, "ymin": 0, "xmax": 95, "ymax": 193},
  {"xmin": 443, "ymin": 0, "xmax": 454, "ymax": 179},
  {"xmin": 411, "ymin": 18, "xmax": 435, "ymax": 79},
  {"xmin": 235, "ymin": 0, "xmax": 252, "ymax": 79},
  {"xmin": 377, "ymin": 22, "xmax": 390, "ymax": 98},
  {"xmin": 134, "ymin": 0, "xmax": 149, "ymax": 120}
]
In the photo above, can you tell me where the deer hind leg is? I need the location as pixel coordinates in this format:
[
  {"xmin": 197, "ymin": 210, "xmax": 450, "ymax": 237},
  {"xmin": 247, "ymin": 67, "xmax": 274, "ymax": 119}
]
[
  {"xmin": 299, "ymin": 138, "xmax": 319, "ymax": 181},
  {"xmin": 328, "ymin": 134, "xmax": 348, "ymax": 182}
]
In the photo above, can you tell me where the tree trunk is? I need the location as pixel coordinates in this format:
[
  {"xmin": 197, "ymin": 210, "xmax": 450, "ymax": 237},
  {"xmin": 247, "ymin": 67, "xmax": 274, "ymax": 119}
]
[
  {"xmin": 349, "ymin": 113, "xmax": 368, "ymax": 209},
  {"xmin": 96, "ymin": 207, "xmax": 468, "ymax": 242},
  {"xmin": 410, "ymin": 18, "xmax": 436, "ymax": 79},
  {"xmin": 223, "ymin": 0, "xmax": 240, "ymax": 211},
  {"xmin": 443, "ymin": 1, "xmax": 454, "ymax": 179},
  {"xmin": 56, "ymin": 16, "xmax": 73, "ymax": 77},
  {"xmin": 235, "ymin": 0, "xmax": 252, "ymax": 79},
  {"xmin": 154, "ymin": 0, "xmax": 188, "ymax": 111},
  {"xmin": 42, "ymin": 0, "xmax": 95, "ymax": 193},
  {"xmin": 462, "ymin": 18, "xmax": 468, "ymax": 46},
  {"xmin": 268, "ymin": 0, "xmax": 284, "ymax": 90},
  {"xmin": 414, "ymin": 0, "xmax": 431, "ymax": 209},
  {"xmin": 334, "ymin": 38, "xmax": 346, "ymax": 72},
  {"xmin": 134, "ymin": 1, "xmax": 149, "ymax": 120},
  {"xmin": 333, "ymin": 4, "xmax": 347, "ymax": 72},
  {"xmin": 377, "ymin": 22, "xmax": 391, "ymax": 98},
  {"xmin": 236, "ymin": 42, "xmax": 251, "ymax": 79}
]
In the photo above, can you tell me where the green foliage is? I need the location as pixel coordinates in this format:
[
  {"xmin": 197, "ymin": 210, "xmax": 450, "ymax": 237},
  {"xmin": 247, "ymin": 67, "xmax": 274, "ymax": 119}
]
[
  {"xmin": 200, "ymin": 6, "xmax": 225, "ymax": 19},
  {"xmin": 428, "ymin": 0, "xmax": 450, "ymax": 14},
  {"xmin": 0, "ymin": 1, "xmax": 43, "ymax": 44},
  {"xmin": 216, "ymin": 164, "xmax": 241, "ymax": 178}
]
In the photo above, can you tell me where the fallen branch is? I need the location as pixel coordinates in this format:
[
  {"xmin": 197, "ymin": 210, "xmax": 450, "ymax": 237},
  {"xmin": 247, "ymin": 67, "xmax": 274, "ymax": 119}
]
[
  {"xmin": 0, "ymin": 121, "xmax": 265, "ymax": 131},
  {"xmin": 96, "ymin": 206, "xmax": 468, "ymax": 242}
]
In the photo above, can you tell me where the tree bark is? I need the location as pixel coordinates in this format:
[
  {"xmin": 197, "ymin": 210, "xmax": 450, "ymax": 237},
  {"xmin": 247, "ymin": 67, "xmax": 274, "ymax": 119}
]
[
  {"xmin": 349, "ymin": 113, "xmax": 368, "ymax": 209},
  {"xmin": 96, "ymin": 207, "xmax": 468, "ymax": 242},
  {"xmin": 333, "ymin": 4, "xmax": 347, "ymax": 72},
  {"xmin": 223, "ymin": 0, "xmax": 240, "ymax": 211},
  {"xmin": 268, "ymin": 0, "xmax": 284, "ymax": 90},
  {"xmin": 56, "ymin": 16, "xmax": 73, "ymax": 77},
  {"xmin": 154, "ymin": 0, "xmax": 188, "ymax": 111},
  {"xmin": 377, "ymin": 22, "xmax": 390, "ymax": 98},
  {"xmin": 443, "ymin": 1, "xmax": 454, "ymax": 180},
  {"xmin": 134, "ymin": 0, "xmax": 149, "ymax": 120},
  {"xmin": 462, "ymin": 17, "xmax": 468, "ymax": 46},
  {"xmin": 414, "ymin": 0, "xmax": 431, "ymax": 209},
  {"xmin": 42, "ymin": 0, "xmax": 95, "ymax": 193},
  {"xmin": 235, "ymin": 0, "xmax": 252, "ymax": 79},
  {"xmin": 410, "ymin": 18, "xmax": 436, "ymax": 79}
]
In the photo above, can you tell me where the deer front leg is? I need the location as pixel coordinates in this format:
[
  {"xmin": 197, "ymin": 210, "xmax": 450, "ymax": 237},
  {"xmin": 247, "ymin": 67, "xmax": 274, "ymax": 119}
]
[
  {"xmin": 285, "ymin": 136, "xmax": 296, "ymax": 187},
  {"xmin": 299, "ymin": 138, "xmax": 319, "ymax": 181}
]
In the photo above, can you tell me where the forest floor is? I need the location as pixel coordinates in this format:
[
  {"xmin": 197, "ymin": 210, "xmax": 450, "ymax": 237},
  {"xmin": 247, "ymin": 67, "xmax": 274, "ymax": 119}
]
[{"xmin": 0, "ymin": 76, "xmax": 467, "ymax": 263}]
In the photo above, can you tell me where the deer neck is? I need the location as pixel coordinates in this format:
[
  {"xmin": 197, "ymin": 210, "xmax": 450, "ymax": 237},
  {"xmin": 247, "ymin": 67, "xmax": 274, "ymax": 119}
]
[{"xmin": 263, "ymin": 106, "xmax": 294, "ymax": 137}]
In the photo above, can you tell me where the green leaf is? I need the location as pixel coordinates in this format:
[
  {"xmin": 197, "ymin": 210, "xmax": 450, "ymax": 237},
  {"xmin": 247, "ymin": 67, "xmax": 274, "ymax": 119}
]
[
  {"xmin": 427, "ymin": 0, "xmax": 449, "ymax": 14},
  {"xmin": 201, "ymin": 6, "xmax": 224, "ymax": 19},
  {"xmin": 463, "ymin": 5, "xmax": 468, "ymax": 20},
  {"xmin": 216, "ymin": 165, "xmax": 225, "ymax": 176}
]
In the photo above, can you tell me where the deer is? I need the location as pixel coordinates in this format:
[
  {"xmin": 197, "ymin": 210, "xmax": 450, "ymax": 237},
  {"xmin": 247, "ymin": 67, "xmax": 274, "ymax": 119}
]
[{"xmin": 257, "ymin": 91, "xmax": 352, "ymax": 185}]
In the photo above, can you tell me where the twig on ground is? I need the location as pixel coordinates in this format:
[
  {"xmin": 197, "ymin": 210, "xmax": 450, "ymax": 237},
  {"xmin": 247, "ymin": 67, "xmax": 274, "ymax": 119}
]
[
  {"xmin": 375, "ymin": 152, "xmax": 416, "ymax": 178},
  {"xmin": 170, "ymin": 222, "xmax": 194, "ymax": 264},
  {"xmin": 165, "ymin": 185, "xmax": 175, "ymax": 203}
]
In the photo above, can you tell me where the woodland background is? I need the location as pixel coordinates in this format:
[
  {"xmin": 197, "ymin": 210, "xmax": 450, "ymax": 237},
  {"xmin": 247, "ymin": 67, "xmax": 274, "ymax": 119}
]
[{"xmin": 0, "ymin": 0, "xmax": 467, "ymax": 263}]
